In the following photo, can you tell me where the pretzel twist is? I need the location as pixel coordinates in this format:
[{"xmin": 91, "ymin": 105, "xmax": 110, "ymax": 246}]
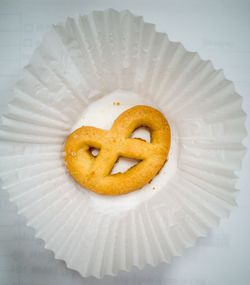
[{"xmin": 64, "ymin": 105, "xmax": 171, "ymax": 195}]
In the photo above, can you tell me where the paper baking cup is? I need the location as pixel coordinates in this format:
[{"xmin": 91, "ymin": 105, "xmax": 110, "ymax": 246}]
[{"xmin": 0, "ymin": 9, "xmax": 247, "ymax": 278}]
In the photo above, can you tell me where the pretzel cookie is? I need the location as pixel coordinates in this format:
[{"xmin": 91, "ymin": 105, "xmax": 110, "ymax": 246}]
[{"xmin": 64, "ymin": 105, "xmax": 171, "ymax": 195}]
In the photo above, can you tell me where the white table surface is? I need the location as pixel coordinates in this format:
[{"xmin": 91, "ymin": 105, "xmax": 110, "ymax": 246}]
[{"xmin": 0, "ymin": 0, "xmax": 249, "ymax": 284}]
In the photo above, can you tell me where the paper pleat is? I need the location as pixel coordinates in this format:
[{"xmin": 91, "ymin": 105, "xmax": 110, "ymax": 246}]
[{"xmin": 0, "ymin": 9, "xmax": 247, "ymax": 278}]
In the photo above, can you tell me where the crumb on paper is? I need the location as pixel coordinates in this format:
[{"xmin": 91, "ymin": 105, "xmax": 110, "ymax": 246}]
[
  {"xmin": 152, "ymin": 187, "xmax": 156, "ymax": 190},
  {"xmin": 113, "ymin": 101, "xmax": 121, "ymax": 106}
]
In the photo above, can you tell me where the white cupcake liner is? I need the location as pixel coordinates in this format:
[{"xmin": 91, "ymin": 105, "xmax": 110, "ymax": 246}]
[{"xmin": 0, "ymin": 9, "xmax": 247, "ymax": 278}]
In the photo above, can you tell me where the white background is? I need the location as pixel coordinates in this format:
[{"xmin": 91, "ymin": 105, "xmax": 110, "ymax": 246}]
[{"xmin": 0, "ymin": 0, "xmax": 249, "ymax": 284}]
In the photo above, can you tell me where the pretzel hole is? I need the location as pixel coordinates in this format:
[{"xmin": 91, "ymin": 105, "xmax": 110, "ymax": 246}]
[
  {"xmin": 111, "ymin": 157, "xmax": 141, "ymax": 175},
  {"xmin": 130, "ymin": 127, "xmax": 151, "ymax": 143},
  {"xmin": 88, "ymin": 147, "xmax": 100, "ymax": 157}
]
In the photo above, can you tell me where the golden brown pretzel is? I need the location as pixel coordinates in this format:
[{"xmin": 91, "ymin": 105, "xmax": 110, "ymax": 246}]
[{"xmin": 64, "ymin": 105, "xmax": 171, "ymax": 195}]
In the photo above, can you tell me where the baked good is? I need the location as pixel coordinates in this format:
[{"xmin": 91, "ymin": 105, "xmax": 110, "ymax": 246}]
[{"xmin": 64, "ymin": 105, "xmax": 171, "ymax": 195}]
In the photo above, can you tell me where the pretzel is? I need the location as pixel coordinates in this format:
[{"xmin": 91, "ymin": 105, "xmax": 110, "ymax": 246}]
[{"xmin": 64, "ymin": 105, "xmax": 171, "ymax": 195}]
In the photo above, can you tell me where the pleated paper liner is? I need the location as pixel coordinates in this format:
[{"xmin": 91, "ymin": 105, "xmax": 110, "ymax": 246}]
[{"xmin": 0, "ymin": 9, "xmax": 247, "ymax": 278}]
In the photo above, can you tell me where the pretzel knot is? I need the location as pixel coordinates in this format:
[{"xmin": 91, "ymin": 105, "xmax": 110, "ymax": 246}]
[{"xmin": 64, "ymin": 105, "xmax": 171, "ymax": 195}]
